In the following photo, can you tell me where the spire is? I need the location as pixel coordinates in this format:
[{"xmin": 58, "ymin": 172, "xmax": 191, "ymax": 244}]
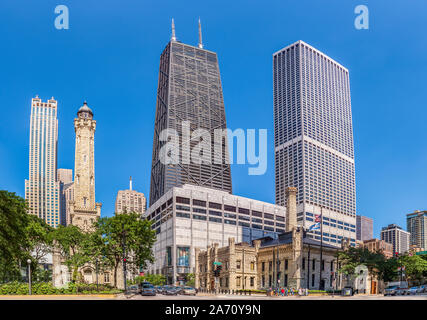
[
  {"xmin": 129, "ymin": 176, "xmax": 133, "ymax": 191},
  {"xmin": 171, "ymin": 18, "xmax": 176, "ymax": 41},
  {"xmin": 198, "ymin": 17, "xmax": 203, "ymax": 49}
]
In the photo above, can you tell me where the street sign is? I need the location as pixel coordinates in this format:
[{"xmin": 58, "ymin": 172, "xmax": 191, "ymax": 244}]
[{"xmin": 213, "ymin": 261, "xmax": 222, "ymax": 265}]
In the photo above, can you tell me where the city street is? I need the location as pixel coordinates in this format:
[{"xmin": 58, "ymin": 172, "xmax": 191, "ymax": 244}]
[
  {"xmin": 125, "ymin": 293, "xmax": 427, "ymax": 300},
  {"xmin": 0, "ymin": 293, "xmax": 425, "ymax": 300}
]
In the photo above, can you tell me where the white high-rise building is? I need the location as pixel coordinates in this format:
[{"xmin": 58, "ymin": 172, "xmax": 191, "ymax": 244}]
[
  {"xmin": 25, "ymin": 96, "xmax": 61, "ymax": 227},
  {"xmin": 381, "ymin": 224, "xmax": 410, "ymax": 255},
  {"xmin": 273, "ymin": 40, "xmax": 357, "ymax": 246}
]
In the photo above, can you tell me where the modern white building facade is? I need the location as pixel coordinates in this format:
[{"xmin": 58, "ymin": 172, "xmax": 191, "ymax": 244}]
[
  {"xmin": 273, "ymin": 40, "xmax": 357, "ymax": 246},
  {"xmin": 381, "ymin": 224, "xmax": 410, "ymax": 255},
  {"xmin": 144, "ymin": 184, "xmax": 286, "ymax": 285},
  {"xmin": 25, "ymin": 96, "xmax": 61, "ymax": 227}
]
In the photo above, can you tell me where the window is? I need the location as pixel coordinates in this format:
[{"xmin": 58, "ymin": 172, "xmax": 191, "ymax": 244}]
[
  {"xmin": 104, "ymin": 272, "xmax": 110, "ymax": 283},
  {"xmin": 238, "ymin": 208, "xmax": 250, "ymax": 215},
  {"xmin": 209, "ymin": 202, "xmax": 222, "ymax": 209},
  {"xmin": 224, "ymin": 205, "xmax": 236, "ymax": 212},
  {"xmin": 236, "ymin": 260, "xmax": 241, "ymax": 269},
  {"xmin": 250, "ymin": 262, "xmax": 255, "ymax": 271},
  {"xmin": 193, "ymin": 199, "xmax": 206, "ymax": 207},
  {"xmin": 236, "ymin": 277, "xmax": 241, "ymax": 287},
  {"xmin": 269, "ymin": 261, "xmax": 272, "ymax": 271},
  {"xmin": 176, "ymin": 197, "xmax": 190, "ymax": 204},
  {"xmin": 302, "ymin": 258, "xmax": 305, "ymax": 270},
  {"xmin": 250, "ymin": 277, "xmax": 255, "ymax": 287},
  {"xmin": 284, "ymin": 259, "xmax": 288, "ymax": 270},
  {"xmin": 311, "ymin": 274, "xmax": 315, "ymax": 287},
  {"xmin": 321, "ymin": 260, "xmax": 325, "ymax": 271},
  {"xmin": 330, "ymin": 261, "xmax": 334, "ymax": 272},
  {"xmin": 312, "ymin": 259, "xmax": 316, "ymax": 270},
  {"xmin": 261, "ymin": 262, "xmax": 265, "ymax": 272}
]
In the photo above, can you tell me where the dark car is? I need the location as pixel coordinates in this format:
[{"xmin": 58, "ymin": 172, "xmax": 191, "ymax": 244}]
[
  {"xmin": 141, "ymin": 283, "xmax": 156, "ymax": 296},
  {"xmin": 163, "ymin": 286, "xmax": 179, "ymax": 296}
]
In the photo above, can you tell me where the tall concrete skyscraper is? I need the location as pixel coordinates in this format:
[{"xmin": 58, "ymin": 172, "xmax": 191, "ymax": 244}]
[
  {"xmin": 69, "ymin": 102, "xmax": 102, "ymax": 232},
  {"xmin": 149, "ymin": 20, "xmax": 232, "ymax": 206},
  {"xmin": 406, "ymin": 210, "xmax": 427, "ymax": 250},
  {"xmin": 273, "ymin": 40, "xmax": 357, "ymax": 246},
  {"xmin": 381, "ymin": 224, "xmax": 410, "ymax": 255},
  {"xmin": 25, "ymin": 96, "xmax": 60, "ymax": 228},
  {"xmin": 356, "ymin": 215, "xmax": 373, "ymax": 241}
]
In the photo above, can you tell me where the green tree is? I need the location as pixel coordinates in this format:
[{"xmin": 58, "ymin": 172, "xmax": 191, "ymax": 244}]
[
  {"xmin": 186, "ymin": 273, "xmax": 195, "ymax": 287},
  {"xmin": 91, "ymin": 213, "xmax": 156, "ymax": 288},
  {"xmin": 400, "ymin": 254, "xmax": 427, "ymax": 284},
  {"xmin": 0, "ymin": 191, "xmax": 30, "ymax": 282},
  {"xmin": 134, "ymin": 274, "xmax": 166, "ymax": 286},
  {"xmin": 51, "ymin": 225, "xmax": 90, "ymax": 283}
]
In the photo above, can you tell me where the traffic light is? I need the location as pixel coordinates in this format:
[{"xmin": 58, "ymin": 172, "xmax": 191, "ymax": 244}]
[{"xmin": 217, "ymin": 265, "xmax": 222, "ymax": 276}]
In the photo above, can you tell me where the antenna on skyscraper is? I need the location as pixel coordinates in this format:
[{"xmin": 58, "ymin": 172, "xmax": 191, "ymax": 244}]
[
  {"xmin": 171, "ymin": 18, "xmax": 176, "ymax": 41},
  {"xmin": 198, "ymin": 17, "xmax": 203, "ymax": 49}
]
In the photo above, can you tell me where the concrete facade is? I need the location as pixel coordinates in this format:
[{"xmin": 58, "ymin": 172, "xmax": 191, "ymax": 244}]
[
  {"xmin": 381, "ymin": 224, "xmax": 410, "ymax": 255},
  {"xmin": 144, "ymin": 184, "xmax": 286, "ymax": 285},
  {"xmin": 356, "ymin": 215, "xmax": 373, "ymax": 241},
  {"xmin": 406, "ymin": 210, "xmax": 427, "ymax": 251},
  {"xmin": 25, "ymin": 96, "xmax": 61, "ymax": 228},
  {"xmin": 115, "ymin": 177, "xmax": 147, "ymax": 215}
]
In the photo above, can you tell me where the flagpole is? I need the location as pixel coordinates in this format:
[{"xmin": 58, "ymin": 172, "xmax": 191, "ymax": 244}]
[{"xmin": 319, "ymin": 207, "xmax": 323, "ymax": 290}]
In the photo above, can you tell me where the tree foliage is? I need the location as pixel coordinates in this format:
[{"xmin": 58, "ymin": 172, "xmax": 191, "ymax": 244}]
[{"xmin": 89, "ymin": 212, "xmax": 156, "ymax": 288}]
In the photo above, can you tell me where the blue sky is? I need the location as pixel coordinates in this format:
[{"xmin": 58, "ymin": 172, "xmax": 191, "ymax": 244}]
[{"xmin": 0, "ymin": 0, "xmax": 426, "ymax": 238}]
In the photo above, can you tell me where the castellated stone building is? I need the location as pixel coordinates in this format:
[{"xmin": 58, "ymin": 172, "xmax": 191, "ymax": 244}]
[
  {"xmin": 68, "ymin": 102, "xmax": 102, "ymax": 231},
  {"xmin": 53, "ymin": 102, "xmax": 112, "ymax": 288},
  {"xmin": 195, "ymin": 187, "xmax": 344, "ymax": 291}
]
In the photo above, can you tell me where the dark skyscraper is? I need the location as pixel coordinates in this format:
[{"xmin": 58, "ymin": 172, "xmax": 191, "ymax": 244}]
[{"xmin": 149, "ymin": 20, "xmax": 232, "ymax": 205}]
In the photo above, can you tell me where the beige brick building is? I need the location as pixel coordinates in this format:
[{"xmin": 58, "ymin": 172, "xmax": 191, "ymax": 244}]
[
  {"xmin": 195, "ymin": 187, "xmax": 344, "ymax": 291},
  {"xmin": 115, "ymin": 176, "xmax": 146, "ymax": 215},
  {"xmin": 195, "ymin": 238, "xmax": 259, "ymax": 291}
]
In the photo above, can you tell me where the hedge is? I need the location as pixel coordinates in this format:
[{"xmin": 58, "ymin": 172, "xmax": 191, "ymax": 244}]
[{"xmin": 0, "ymin": 282, "xmax": 122, "ymax": 295}]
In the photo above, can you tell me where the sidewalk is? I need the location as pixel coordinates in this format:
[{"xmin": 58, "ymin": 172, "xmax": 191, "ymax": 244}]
[{"xmin": 0, "ymin": 294, "xmax": 117, "ymax": 300}]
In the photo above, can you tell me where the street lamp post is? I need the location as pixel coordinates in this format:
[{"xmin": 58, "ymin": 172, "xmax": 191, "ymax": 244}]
[{"xmin": 27, "ymin": 259, "xmax": 32, "ymax": 295}]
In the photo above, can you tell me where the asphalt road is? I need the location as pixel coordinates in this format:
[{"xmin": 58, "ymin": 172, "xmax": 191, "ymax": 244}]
[{"xmin": 127, "ymin": 293, "xmax": 427, "ymax": 300}]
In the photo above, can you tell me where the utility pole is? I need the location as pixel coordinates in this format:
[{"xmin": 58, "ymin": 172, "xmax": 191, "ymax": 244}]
[
  {"xmin": 307, "ymin": 242, "xmax": 311, "ymax": 289},
  {"xmin": 319, "ymin": 207, "xmax": 324, "ymax": 290}
]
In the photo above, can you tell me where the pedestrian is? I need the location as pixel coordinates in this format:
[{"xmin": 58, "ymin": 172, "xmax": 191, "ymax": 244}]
[
  {"xmin": 281, "ymin": 287, "xmax": 285, "ymax": 296},
  {"xmin": 285, "ymin": 287, "xmax": 288, "ymax": 296}
]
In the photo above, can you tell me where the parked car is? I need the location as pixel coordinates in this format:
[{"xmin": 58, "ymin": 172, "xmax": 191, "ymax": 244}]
[
  {"xmin": 180, "ymin": 286, "xmax": 197, "ymax": 296},
  {"xmin": 384, "ymin": 286, "xmax": 398, "ymax": 296},
  {"xmin": 155, "ymin": 285, "xmax": 163, "ymax": 294},
  {"xmin": 418, "ymin": 285, "xmax": 426, "ymax": 293},
  {"xmin": 128, "ymin": 284, "xmax": 141, "ymax": 294},
  {"xmin": 163, "ymin": 286, "xmax": 179, "ymax": 296},
  {"xmin": 396, "ymin": 287, "xmax": 410, "ymax": 296},
  {"xmin": 409, "ymin": 287, "xmax": 419, "ymax": 295},
  {"xmin": 141, "ymin": 283, "xmax": 156, "ymax": 296}
]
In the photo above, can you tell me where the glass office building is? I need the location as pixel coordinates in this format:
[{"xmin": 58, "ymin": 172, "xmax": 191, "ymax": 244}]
[{"xmin": 273, "ymin": 40, "xmax": 357, "ymax": 246}]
